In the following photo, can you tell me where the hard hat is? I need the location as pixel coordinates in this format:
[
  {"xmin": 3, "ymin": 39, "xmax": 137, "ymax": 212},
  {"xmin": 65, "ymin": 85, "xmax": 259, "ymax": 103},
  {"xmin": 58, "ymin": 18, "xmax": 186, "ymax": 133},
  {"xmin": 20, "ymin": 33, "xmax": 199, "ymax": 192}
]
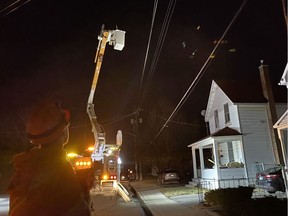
[{"xmin": 25, "ymin": 99, "xmax": 70, "ymax": 145}]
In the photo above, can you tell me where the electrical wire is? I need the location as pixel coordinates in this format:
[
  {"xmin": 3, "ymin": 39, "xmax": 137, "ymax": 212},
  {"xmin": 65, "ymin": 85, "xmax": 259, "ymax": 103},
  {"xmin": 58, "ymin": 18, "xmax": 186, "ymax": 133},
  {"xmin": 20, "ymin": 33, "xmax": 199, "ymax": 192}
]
[
  {"xmin": 141, "ymin": 108, "xmax": 205, "ymax": 127},
  {"xmin": 0, "ymin": 0, "xmax": 31, "ymax": 17},
  {"xmin": 150, "ymin": 0, "xmax": 248, "ymax": 144},
  {"xmin": 101, "ymin": 111, "xmax": 137, "ymax": 126},
  {"xmin": 137, "ymin": 0, "xmax": 158, "ymax": 106},
  {"xmin": 141, "ymin": 0, "xmax": 177, "ymax": 105}
]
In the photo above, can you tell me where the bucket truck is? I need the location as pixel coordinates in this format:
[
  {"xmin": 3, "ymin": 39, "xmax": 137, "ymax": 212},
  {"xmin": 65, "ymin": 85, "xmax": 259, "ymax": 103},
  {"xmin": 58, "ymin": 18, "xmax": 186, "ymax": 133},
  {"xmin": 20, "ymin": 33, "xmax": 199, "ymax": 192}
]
[{"xmin": 74, "ymin": 25, "xmax": 129, "ymax": 200}]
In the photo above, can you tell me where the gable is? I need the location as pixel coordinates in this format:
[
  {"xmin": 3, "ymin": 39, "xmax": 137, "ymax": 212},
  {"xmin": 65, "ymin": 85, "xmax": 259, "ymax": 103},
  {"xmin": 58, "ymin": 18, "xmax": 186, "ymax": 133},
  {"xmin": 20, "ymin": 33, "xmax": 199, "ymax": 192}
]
[{"xmin": 205, "ymin": 80, "xmax": 232, "ymax": 122}]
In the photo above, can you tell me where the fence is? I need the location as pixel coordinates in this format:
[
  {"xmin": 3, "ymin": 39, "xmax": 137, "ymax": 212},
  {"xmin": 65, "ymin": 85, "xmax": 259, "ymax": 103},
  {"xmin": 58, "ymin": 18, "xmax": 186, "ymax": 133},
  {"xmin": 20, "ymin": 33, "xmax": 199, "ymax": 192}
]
[{"xmin": 192, "ymin": 177, "xmax": 287, "ymax": 204}]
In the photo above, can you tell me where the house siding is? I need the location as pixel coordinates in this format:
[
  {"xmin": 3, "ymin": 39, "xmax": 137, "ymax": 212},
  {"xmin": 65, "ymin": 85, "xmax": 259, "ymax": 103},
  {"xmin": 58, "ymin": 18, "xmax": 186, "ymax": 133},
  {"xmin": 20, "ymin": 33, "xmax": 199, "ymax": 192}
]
[
  {"xmin": 238, "ymin": 105, "xmax": 275, "ymax": 177},
  {"xmin": 208, "ymin": 102, "xmax": 240, "ymax": 134},
  {"xmin": 206, "ymin": 82, "xmax": 243, "ymax": 135}
]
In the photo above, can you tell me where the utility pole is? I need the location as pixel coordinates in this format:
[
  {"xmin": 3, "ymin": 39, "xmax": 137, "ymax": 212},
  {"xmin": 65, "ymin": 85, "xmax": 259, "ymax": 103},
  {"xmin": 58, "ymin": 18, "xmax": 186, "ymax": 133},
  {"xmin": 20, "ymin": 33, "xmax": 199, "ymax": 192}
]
[{"xmin": 130, "ymin": 108, "xmax": 142, "ymax": 181}]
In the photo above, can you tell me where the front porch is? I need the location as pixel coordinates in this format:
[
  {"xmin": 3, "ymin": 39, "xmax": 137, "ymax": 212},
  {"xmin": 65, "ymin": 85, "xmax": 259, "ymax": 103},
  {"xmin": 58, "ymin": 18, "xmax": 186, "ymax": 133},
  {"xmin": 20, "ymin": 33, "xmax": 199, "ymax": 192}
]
[{"xmin": 188, "ymin": 128, "xmax": 248, "ymax": 189}]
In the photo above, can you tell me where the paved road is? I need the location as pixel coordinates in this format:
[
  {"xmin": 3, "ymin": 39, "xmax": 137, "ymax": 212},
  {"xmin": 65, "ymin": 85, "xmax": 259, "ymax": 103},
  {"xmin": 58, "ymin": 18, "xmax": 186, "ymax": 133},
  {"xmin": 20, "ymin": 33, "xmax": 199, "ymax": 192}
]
[{"xmin": 0, "ymin": 182, "xmax": 147, "ymax": 216}]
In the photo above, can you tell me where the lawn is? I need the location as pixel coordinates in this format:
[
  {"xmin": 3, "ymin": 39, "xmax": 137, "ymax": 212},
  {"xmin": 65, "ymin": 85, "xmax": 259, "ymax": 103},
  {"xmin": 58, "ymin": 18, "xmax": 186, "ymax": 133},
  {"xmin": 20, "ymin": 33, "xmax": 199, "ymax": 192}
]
[
  {"xmin": 158, "ymin": 185, "xmax": 206, "ymax": 197},
  {"xmin": 158, "ymin": 185, "xmax": 287, "ymax": 216}
]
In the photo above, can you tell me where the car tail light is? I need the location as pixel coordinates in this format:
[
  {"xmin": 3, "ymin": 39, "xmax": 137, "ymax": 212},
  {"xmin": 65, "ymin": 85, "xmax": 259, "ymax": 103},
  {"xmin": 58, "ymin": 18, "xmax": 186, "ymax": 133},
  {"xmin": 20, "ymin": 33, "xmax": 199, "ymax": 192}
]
[{"xmin": 265, "ymin": 174, "xmax": 279, "ymax": 180}]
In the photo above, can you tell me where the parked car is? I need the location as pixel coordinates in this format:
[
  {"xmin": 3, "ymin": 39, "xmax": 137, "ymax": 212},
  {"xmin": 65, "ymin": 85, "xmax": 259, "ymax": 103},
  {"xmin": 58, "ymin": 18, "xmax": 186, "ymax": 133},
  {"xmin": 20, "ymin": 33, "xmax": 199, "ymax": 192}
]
[
  {"xmin": 157, "ymin": 169, "xmax": 180, "ymax": 185},
  {"xmin": 255, "ymin": 166, "xmax": 285, "ymax": 193}
]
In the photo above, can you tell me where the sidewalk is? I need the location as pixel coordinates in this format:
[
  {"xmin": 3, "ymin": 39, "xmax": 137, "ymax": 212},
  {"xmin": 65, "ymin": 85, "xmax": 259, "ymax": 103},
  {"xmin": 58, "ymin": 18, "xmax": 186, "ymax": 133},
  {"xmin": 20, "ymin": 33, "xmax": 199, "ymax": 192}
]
[{"xmin": 130, "ymin": 179, "xmax": 216, "ymax": 216}]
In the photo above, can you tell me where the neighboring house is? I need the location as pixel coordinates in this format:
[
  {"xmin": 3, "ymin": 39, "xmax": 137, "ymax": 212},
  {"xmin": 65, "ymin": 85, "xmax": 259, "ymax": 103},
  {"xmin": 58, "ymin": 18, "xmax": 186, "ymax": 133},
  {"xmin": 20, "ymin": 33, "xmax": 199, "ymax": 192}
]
[
  {"xmin": 273, "ymin": 63, "xmax": 288, "ymax": 191},
  {"xmin": 188, "ymin": 65, "xmax": 287, "ymax": 189}
]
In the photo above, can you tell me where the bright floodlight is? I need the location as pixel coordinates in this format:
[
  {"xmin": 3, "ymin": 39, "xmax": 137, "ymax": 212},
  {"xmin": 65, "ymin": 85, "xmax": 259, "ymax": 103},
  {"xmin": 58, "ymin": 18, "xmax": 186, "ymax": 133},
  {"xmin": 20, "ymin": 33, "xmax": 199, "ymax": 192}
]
[{"xmin": 117, "ymin": 157, "xmax": 122, "ymax": 164}]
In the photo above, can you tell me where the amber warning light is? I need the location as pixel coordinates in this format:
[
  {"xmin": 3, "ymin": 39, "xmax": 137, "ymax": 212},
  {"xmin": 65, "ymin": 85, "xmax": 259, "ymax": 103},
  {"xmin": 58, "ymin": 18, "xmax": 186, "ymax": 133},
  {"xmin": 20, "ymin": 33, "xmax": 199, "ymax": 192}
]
[{"xmin": 74, "ymin": 157, "xmax": 92, "ymax": 170}]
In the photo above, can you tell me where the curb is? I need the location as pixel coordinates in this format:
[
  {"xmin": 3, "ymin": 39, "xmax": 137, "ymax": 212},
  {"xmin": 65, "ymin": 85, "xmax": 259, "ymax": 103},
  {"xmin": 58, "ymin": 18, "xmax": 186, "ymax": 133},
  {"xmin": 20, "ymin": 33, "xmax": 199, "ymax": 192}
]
[{"xmin": 129, "ymin": 184, "xmax": 153, "ymax": 216}]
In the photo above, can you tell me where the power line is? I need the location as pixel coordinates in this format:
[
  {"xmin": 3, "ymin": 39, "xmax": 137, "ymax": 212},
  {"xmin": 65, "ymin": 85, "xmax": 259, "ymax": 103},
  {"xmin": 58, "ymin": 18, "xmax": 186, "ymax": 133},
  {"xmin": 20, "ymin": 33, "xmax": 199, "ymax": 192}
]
[
  {"xmin": 140, "ymin": 0, "xmax": 177, "ymax": 105},
  {"xmin": 101, "ymin": 111, "xmax": 137, "ymax": 126},
  {"xmin": 137, "ymin": 0, "xmax": 158, "ymax": 107},
  {"xmin": 137, "ymin": 0, "xmax": 177, "ymax": 109},
  {"xmin": 150, "ymin": 0, "xmax": 248, "ymax": 144},
  {"xmin": 0, "ymin": 0, "xmax": 31, "ymax": 17},
  {"xmin": 141, "ymin": 108, "xmax": 205, "ymax": 127}
]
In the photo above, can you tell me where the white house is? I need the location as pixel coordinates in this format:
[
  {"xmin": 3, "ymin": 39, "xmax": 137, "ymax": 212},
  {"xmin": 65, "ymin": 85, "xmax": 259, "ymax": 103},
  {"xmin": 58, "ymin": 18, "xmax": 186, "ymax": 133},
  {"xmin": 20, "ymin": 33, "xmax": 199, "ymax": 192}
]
[
  {"xmin": 273, "ymin": 63, "xmax": 288, "ymax": 192},
  {"xmin": 188, "ymin": 65, "xmax": 287, "ymax": 189}
]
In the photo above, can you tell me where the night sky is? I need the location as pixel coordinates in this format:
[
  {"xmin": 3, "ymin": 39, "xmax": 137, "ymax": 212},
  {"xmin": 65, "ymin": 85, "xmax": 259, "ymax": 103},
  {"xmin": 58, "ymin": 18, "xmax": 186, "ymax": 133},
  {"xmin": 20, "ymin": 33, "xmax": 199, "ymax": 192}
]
[{"xmin": 0, "ymin": 0, "xmax": 287, "ymax": 159}]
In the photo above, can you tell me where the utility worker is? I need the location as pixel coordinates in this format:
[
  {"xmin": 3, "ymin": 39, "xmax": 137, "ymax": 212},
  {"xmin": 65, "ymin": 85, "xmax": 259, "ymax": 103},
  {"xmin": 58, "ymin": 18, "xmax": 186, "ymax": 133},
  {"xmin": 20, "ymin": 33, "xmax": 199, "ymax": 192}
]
[{"xmin": 8, "ymin": 99, "xmax": 93, "ymax": 216}]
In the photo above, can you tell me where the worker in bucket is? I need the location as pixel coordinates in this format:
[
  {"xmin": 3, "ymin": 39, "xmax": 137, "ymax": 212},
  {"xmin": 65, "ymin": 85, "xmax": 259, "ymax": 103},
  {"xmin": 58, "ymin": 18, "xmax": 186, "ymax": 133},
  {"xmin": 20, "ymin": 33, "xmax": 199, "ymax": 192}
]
[{"xmin": 8, "ymin": 99, "xmax": 93, "ymax": 216}]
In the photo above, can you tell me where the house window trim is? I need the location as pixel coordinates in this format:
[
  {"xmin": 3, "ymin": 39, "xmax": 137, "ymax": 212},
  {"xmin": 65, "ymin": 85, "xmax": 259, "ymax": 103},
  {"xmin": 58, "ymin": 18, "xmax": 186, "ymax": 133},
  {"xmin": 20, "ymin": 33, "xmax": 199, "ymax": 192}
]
[{"xmin": 224, "ymin": 102, "xmax": 230, "ymax": 124}]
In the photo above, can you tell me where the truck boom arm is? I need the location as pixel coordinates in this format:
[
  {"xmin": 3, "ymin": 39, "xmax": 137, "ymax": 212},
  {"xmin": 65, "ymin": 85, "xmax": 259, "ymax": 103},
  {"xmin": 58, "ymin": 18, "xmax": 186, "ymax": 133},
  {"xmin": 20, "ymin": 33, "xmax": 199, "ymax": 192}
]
[{"xmin": 87, "ymin": 25, "xmax": 125, "ymax": 161}]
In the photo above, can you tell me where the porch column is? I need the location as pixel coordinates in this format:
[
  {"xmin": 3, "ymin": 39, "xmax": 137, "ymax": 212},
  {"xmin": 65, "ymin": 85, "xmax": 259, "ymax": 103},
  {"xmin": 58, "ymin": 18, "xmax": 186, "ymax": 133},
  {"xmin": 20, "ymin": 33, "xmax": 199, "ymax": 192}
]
[
  {"xmin": 277, "ymin": 129, "xmax": 287, "ymax": 168},
  {"xmin": 212, "ymin": 140, "xmax": 220, "ymax": 180},
  {"xmin": 199, "ymin": 146, "xmax": 204, "ymax": 172},
  {"xmin": 192, "ymin": 147, "xmax": 197, "ymax": 178},
  {"xmin": 276, "ymin": 129, "xmax": 288, "ymax": 194},
  {"xmin": 240, "ymin": 136, "xmax": 249, "ymax": 178}
]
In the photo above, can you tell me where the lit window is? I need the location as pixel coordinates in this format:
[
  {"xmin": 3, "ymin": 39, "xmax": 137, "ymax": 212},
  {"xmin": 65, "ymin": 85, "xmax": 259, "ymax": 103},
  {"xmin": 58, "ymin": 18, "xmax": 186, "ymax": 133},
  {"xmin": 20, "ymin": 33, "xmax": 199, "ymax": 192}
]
[
  {"xmin": 214, "ymin": 109, "xmax": 219, "ymax": 129},
  {"xmin": 224, "ymin": 103, "xmax": 230, "ymax": 124}
]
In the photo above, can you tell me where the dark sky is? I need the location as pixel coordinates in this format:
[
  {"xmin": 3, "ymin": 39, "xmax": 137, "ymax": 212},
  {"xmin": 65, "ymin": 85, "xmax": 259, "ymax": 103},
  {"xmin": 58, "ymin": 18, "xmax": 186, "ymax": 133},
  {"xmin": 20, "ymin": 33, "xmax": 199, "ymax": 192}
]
[{"xmin": 0, "ymin": 0, "xmax": 287, "ymax": 156}]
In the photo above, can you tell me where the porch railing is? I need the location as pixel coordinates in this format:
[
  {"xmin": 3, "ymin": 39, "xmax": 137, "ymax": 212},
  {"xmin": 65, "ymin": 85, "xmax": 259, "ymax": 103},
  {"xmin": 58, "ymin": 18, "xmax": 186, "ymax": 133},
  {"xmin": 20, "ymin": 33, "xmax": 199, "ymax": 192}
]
[{"xmin": 191, "ymin": 177, "xmax": 287, "ymax": 203}]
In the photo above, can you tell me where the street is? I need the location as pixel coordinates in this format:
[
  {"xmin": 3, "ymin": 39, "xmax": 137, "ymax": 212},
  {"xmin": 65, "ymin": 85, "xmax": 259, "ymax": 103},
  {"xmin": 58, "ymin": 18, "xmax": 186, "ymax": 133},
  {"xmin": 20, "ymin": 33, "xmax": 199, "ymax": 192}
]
[
  {"xmin": 0, "ymin": 180, "xmax": 206, "ymax": 216},
  {"xmin": 0, "ymin": 182, "xmax": 149, "ymax": 216}
]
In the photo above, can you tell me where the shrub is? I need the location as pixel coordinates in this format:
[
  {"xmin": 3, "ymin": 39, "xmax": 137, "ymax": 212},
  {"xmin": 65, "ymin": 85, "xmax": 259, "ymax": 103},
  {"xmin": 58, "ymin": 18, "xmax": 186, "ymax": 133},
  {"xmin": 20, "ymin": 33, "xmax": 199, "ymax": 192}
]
[{"xmin": 204, "ymin": 186, "xmax": 254, "ymax": 209}]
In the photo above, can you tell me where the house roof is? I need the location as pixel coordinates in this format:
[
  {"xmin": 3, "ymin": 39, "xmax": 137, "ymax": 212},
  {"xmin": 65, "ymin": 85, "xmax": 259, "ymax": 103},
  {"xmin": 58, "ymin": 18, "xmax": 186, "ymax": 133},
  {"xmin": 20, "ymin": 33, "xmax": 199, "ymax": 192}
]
[
  {"xmin": 187, "ymin": 127, "xmax": 242, "ymax": 147},
  {"xmin": 211, "ymin": 127, "xmax": 242, "ymax": 136},
  {"xmin": 205, "ymin": 79, "xmax": 287, "ymax": 122},
  {"xmin": 214, "ymin": 80, "xmax": 267, "ymax": 103},
  {"xmin": 215, "ymin": 80, "xmax": 287, "ymax": 103}
]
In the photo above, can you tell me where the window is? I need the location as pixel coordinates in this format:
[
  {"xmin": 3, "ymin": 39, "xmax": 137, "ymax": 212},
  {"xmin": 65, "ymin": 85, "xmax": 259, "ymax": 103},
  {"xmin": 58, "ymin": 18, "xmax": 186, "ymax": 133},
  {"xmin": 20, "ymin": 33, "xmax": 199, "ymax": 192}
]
[
  {"xmin": 227, "ymin": 141, "xmax": 234, "ymax": 162},
  {"xmin": 214, "ymin": 109, "xmax": 219, "ymax": 129},
  {"xmin": 224, "ymin": 103, "xmax": 230, "ymax": 124}
]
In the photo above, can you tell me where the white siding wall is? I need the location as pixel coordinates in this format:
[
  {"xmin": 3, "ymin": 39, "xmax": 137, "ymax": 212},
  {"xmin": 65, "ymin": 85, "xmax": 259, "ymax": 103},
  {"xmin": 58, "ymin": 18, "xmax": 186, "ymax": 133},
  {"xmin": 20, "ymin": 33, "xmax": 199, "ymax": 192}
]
[
  {"xmin": 238, "ymin": 105, "xmax": 275, "ymax": 178},
  {"xmin": 208, "ymin": 88, "xmax": 240, "ymax": 134}
]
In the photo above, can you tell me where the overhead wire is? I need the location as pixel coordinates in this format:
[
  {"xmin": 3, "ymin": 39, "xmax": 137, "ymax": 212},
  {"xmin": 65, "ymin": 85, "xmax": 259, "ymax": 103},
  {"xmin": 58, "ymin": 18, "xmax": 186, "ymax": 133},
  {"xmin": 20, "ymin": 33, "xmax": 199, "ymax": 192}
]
[
  {"xmin": 137, "ymin": 0, "xmax": 158, "ymax": 107},
  {"xmin": 0, "ymin": 0, "xmax": 31, "ymax": 17},
  {"xmin": 101, "ymin": 111, "xmax": 137, "ymax": 126},
  {"xmin": 141, "ymin": 108, "xmax": 205, "ymax": 127},
  {"xmin": 150, "ymin": 0, "xmax": 248, "ymax": 144},
  {"xmin": 140, "ymin": 0, "xmax": 177, "ymax": 105}
]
